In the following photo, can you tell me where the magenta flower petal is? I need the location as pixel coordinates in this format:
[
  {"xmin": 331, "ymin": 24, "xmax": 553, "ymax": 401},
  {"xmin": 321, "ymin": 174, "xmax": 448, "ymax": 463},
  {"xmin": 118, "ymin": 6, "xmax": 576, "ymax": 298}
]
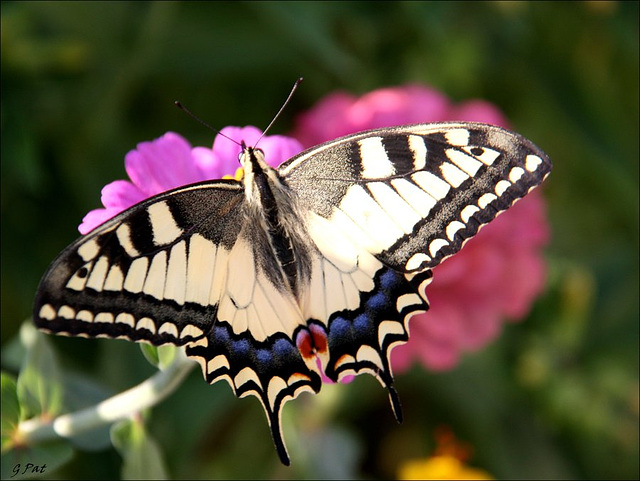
[
  {"xmin": 257, "ymin": 134, "xmax": 305, "ymax": 168},
  {"xmin": 79, "ymin": 207, "xmax": 125, "ymax": 235},
  {"xmin": 191, "ymin": 146, "xmax": 225, "ymax": 180},
  {"xmin": 101, "ymin": 180, "xmax": 147, "ymax": 208},
  {"xmin": 292, "ymin": 84, "xmax": 551, "ymax": 372},
  {"xmin": 293, "ymin": 92, "xmax": 357, "ymax": 147},
  {"xmin": 125, "ymin": 132, "xmax": 204, "ymax": 197},
  {"xmin": 348, "ymin": 85, "xmax": 450, "ymax": 129},
  {"xmin": 211, "ymin": 126, "xmax": 303, "ymax": 169},
  {"xmin": 78, "ymin": 180, "xmax": 147, "ymax": 234},
  {"xmin": 449, "ymin": 100, "xmax": 511, "ymax": 127},
  {"xmin": 212, "ymin": 126, "xmax": 264, "ymax": 169}
]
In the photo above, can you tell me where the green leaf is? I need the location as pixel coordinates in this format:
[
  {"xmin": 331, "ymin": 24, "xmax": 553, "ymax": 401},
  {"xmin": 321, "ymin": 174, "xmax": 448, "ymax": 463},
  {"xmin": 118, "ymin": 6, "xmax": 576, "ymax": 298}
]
[
  {"xmin": 139, "ymin": 344, "xmax": 160, "ymax": 368},
  {"xmin": 16, "ymin": 324, "xmax": 64, "ymax": 420},
  {"xmin": 1, "ymin": 440, "xmax": 74, "ymax": 480},
  {"xmin": 139, "ymin": 344, "xmax": 178, "ymax": 371},
  {"xmin": 156, "ymin": 345, "xmax": 177, "ymax": 371},
  {"xmin": 111, "ymin": 418, "xmax": 169, "ymax": 480},
  {"xmin": 1, "ymin": 372, "xmax": 21, "ymax": 452}
]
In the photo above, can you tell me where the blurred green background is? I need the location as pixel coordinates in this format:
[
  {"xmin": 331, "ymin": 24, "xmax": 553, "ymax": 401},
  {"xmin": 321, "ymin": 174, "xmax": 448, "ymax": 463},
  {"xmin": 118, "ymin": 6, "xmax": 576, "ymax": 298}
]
[{"xmin": 1, "ymin": 1, "xmax": 638, "ymax": 479}]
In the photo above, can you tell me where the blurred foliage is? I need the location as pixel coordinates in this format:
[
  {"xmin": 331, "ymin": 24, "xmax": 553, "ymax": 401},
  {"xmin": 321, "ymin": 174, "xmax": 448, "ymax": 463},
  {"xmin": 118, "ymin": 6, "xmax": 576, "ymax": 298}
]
[{"xmin": 1, "ymin": 1, "xmax": 638, "ymax": 479}]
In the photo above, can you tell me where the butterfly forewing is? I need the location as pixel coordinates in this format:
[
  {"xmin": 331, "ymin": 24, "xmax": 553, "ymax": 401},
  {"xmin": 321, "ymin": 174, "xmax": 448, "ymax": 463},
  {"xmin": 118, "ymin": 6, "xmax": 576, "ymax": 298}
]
[
  {"xmin": 34, "ymin": 181, "xmax": 244, "ymax": 344},
  {"xmin": 280, "ymin": 122, "xmax": 552, "ymax": 273}
]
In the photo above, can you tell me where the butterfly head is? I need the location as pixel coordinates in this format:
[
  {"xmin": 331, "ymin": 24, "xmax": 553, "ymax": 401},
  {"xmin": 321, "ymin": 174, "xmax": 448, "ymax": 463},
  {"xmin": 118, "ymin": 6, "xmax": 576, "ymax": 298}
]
[
  {"xmin": 221, "ymin": 142, "xmax": 266, "ymax": 182},
  {"xmin": 238, "ymin": 141, "xmax": 285, "ymax": 207},
  {"xmin": 238, "ymin": 141, "xmax": 268, "ymax": 179},
  {"xmin": 238, "ymin": 141, "xmax": 265, "ymax": 166}
]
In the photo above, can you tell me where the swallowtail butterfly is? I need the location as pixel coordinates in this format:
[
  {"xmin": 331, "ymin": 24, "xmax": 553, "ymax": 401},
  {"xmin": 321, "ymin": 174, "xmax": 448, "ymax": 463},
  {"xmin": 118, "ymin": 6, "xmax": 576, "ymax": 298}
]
[{"xmin": 33, "ymin": 122, "xmax": 551, "ymax": 465}]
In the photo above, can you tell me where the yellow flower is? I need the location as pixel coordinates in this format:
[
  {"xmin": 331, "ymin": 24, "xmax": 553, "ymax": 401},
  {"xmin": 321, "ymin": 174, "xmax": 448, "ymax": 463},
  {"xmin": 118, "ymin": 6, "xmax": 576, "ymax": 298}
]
[
  {"xmin": 398, "ymin": 426, "xmax": 493, "ymax": 480},
  {"xmin": 398, "ymin": 455, "xmax": 493, "ymax": 480}
]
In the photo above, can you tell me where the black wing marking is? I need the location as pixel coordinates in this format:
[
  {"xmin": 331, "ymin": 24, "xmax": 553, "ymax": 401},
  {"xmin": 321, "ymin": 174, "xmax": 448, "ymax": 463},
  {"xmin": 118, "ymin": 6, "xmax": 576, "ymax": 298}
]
[{"xmin": 186, "ymin": 320, "xmax": 321, "ymax": 465}]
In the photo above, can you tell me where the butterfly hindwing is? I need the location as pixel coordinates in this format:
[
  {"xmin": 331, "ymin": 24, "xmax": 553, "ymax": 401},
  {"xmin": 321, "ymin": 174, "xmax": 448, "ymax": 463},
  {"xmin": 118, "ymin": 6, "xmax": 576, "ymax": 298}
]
[
  {"xmin": 299, "ymin": 210, "xmax": 433, "ymax": 420},
  {"xmin": 322, "ymin": 267, "xmax": 433, "ymax": 422}
]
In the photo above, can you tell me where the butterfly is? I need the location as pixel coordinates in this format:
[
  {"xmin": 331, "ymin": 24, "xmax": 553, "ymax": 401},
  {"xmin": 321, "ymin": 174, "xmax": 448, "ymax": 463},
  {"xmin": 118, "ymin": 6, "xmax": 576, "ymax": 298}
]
[{"xmin": 33, "ymin": 122, "xmax": 551, "ymax": 465}]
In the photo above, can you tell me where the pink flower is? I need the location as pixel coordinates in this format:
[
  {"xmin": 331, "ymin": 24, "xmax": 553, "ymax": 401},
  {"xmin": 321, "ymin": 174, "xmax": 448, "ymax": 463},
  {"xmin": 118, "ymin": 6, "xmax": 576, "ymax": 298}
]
[
  {"xmin": 292, "ymin": 84, "xmax": 550, "ymax": 371},
  {"xmin": 78, "ymin": 127, "xmax": 303, "ymax": 234}
]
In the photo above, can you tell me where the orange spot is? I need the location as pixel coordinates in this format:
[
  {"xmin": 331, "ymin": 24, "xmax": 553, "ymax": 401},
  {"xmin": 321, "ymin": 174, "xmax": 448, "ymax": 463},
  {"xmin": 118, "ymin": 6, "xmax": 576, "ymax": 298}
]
[
  {"xmin": 309, "ymin": 323, "xmax": 328, "ymax": 355},
  {"xmin": 296, "ymin": 329, "xmax": 314, "ymax": 360},
  {"xmin": 295, "ymin": 325, "xmax": 328, "ymax": 361}
]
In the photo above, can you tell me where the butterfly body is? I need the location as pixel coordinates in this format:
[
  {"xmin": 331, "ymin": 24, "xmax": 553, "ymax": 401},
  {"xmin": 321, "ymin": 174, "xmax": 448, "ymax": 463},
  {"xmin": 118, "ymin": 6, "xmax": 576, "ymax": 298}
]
[
  {"xmin": 239, "ymin": 142, "xmax": 313, "ymax": 298},
  {"xmin": 33, "ymin": 122, "xmax": 551, "ymax": 464}
]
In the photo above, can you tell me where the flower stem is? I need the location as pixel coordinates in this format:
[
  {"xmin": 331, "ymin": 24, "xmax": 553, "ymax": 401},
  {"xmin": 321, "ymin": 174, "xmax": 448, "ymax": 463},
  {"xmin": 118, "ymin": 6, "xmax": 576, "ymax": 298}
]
[{"xmin": 16, "ymin": 349, "xmax": 196, "ymax": 445}]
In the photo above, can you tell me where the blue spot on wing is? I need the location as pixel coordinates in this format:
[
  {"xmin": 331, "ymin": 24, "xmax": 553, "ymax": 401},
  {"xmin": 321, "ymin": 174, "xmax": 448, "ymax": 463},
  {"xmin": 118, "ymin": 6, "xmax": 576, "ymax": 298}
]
[
  {"xmin": 325, "ymin": 267, "xmax": 417, "ymax": 392},
  {"xmin": 232, "ymin": 338, "xmax": 251, "ymax": 357},
  {"xmin": 380, "ymin": 268, "xmax": 400, "ymax": 288},
  {"xmin": 214, "ymin": 325, "xmax": 230, "ymax": 342},
  {"xmin": 273, "ymin": 338, "xmax": 296, "ymax": 357},
  {"xmin": 255, "ymin": 348, "xmax": 272, "ymax": 365},
  {"xmin": 353, "ymin": 313, "xmax": 371, "ymax": 332},
  {"xmin": 366, "ymin": 291, "xmax": 387, "ymax": 311},
  {"xmin": 329, "ymin": 316, "xmax": 351, "ymax": 338}
]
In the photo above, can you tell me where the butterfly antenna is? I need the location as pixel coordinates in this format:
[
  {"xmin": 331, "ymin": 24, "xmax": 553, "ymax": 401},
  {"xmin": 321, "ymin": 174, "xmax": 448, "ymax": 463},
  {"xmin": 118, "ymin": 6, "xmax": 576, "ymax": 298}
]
[
  {"xmin": 254, "ymin": 77, "xmax": 303, "ymax": 147},
  {"xmin": 174, "ymin": 100, "xmax": 242, "ymax": 147}
]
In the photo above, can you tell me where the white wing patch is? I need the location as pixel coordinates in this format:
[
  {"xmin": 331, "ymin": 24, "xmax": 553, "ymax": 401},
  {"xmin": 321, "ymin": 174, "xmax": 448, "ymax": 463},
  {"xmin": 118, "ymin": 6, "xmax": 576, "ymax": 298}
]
[
  {"xmin": 78, "ymin": 238, "xmax": 100, "ymax": 262},
  {"xmin": 465, "ymin": 146, "xmax": 500, "ymax": 165},
  {"xmin": 444, "ymin": 128, "xmax": 470, "ymax": 146},
  {"xmin": 304, "ymin": 211, "xmax": 384, "ymax": 324},
  {"xmin": 144, "ymin": 251, "xmax": 167, "ymax": 299},
  {"xmin": 408, "ymin": 135, "xmax": 427, "ymax": 170},
  {"xmin": 358, "ymin": 137, "xmax": 395, "ymax": 178},
  {"xmin": 185, "ymin": 234, "xmax": 218, "ymax": 304},
  {"xmin": 338, "ymin": 184, "xmax": 405, "ymax": 250},
  {"xmin": 104, "ymin": 265, "xmax": 125, "ymax": 291},
  {"xmin": 124, "ymin": 257, "xmax": 148, "ymax": 293},
  {"xmin": 526, "ymin": 154, "xmax": 543, "ymax": 172},
  {"xmin": 148, "ymin": 201, "xmax": 183, "ymax": 245},
  {"xmin": 116, "ymin": 224, "xmax": 140, "ymax": 257},
  {"xmin": 439, "ymin": 162, "xmax": 469, "ymax": 188},
  {"xmin": 390, "ymin": 178, "xmax": 437, "ymax": 217},
  {"xmin": 86, "ymin": 256, "xmax": 109, "ymax": 291},
  {"xmin": 164, "ymin": 241, "xmax": 188, "ymax": 304},
  {"xmin": 446, "ymin": 149, "xmax": 483, "ymax": 176},
  {"xmin": 366, "ymin": 182, "xmax": 421, "ymax": 234},
  {"xmin": 411, "ymin": 171, "xmax": 450, "ymax": 200}
]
